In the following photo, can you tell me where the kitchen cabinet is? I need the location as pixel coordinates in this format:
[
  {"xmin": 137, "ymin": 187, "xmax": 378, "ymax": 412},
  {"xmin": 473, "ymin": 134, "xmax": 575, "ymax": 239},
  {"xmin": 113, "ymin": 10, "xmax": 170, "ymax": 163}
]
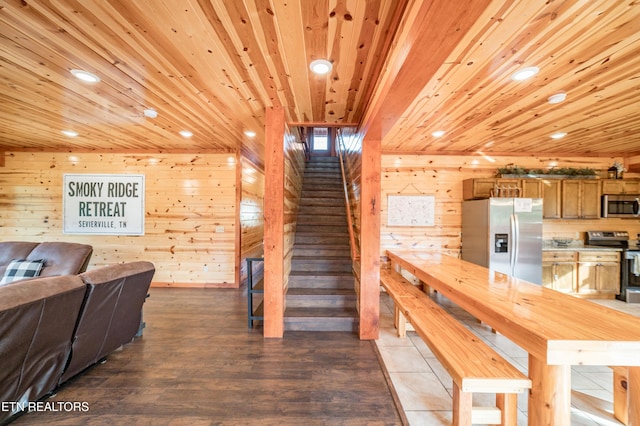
[
  {"xmin": 463, "ymin": 178, "xmax": 602, "ymax": 220},
  {"xmin": 542, "ymin": 251, "xmax": 577, "ymax": 293},
  {"xmin": 521, "ymin": 179, "xmax": 543, "ymax": 198},
  {"xmin": 541, "ymin": 179, "xmax": 562, "ymax": 219},
  {"xmin": 561, "ymin": 179, "xmax": 601, "ymax": 219},
  {"xmin": 543, "ymin": 250, "xmax": 620, "ymax": 297},
  {"xmin": 463, "ymin": 178, "xmax": 519, "ymax": 199},
  {"xmin": 577, "ymin": 252, "xmax": 620, "ymax": 296},
  {"xmin": 462, "ymin": 178, "xmax": 542, "ymax": 200},
  {"xmin": 601, "ymin": 179, "xmax": 640, "ymax": 195}
]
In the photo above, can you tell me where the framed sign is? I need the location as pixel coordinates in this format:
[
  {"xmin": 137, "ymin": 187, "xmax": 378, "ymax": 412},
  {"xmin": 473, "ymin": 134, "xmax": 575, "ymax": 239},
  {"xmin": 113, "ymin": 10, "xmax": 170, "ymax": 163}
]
[
  {"xmin": 387, "ymin": 194, "xmax": 435, "ymax": 227},
  {"xmin": 63, "ymin": 174, "xmax": 145, "ymax": 235}
]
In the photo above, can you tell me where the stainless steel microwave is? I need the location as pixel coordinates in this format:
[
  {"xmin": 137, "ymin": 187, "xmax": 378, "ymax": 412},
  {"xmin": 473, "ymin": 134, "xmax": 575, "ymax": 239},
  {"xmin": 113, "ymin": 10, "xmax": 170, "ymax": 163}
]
[{"xmin": 601, "ymin": 194, "xmax": 640, "ymax": 218}]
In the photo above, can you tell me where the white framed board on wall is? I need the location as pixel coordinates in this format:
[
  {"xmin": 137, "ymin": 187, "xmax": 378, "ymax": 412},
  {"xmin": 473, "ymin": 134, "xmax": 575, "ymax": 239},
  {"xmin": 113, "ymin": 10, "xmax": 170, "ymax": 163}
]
[
  {"xmin": 63, "ymin": 173, "xmax": 145, "ymax": 235},
  {"xmin": 387, "ymin": 194, "xmax": 435, "ymax": 227}
]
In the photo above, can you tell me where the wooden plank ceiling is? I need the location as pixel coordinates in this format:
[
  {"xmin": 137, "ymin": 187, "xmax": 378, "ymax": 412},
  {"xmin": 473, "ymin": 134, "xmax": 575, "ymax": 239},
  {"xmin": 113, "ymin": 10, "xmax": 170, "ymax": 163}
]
[{"xmin": 1, "ymin": 0, "xmax": 639, "ymax": 163}]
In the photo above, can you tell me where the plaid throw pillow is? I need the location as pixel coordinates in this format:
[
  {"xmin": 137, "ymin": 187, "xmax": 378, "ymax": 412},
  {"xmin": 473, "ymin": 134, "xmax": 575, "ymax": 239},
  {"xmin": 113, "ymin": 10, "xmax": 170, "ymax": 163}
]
[{"xmin": 0, "ymin": 259, "xmax": 45, "ymax": 285}]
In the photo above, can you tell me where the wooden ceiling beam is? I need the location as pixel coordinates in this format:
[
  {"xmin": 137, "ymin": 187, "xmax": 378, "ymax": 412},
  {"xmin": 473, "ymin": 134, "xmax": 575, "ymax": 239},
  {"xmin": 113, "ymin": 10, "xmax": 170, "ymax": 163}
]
[{"xmin": 360, "ymin": 0, "xmax": 494, "ymax": 139}]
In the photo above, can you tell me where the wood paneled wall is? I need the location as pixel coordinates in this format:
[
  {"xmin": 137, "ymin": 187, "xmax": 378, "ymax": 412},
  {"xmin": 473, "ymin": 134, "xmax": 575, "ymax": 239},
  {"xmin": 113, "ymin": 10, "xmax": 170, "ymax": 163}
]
[
  {"xmin": 0, "ymin": 151, "xmax": 238, "ymax": 287},
  {"xmin": 381, "ymin": 155, "xmax": 640, "ymax": 258},
  {"xmin": 340, "ymin": 128, "xmax": 363, "ymax": 259},
  {"xmin": 239, "ymin": 157, "xmax": 265, "ymax": 285},
  {"xmin": 283, "ymin": 129, "xmax": 306, "ymax": 293}
]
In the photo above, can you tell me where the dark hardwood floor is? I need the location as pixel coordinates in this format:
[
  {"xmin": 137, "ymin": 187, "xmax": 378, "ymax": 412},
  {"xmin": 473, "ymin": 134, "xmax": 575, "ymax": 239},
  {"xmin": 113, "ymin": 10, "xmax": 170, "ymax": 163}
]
[{"xmin": 11, "ymin": 287, "xmax": 403, "ymax": 425}]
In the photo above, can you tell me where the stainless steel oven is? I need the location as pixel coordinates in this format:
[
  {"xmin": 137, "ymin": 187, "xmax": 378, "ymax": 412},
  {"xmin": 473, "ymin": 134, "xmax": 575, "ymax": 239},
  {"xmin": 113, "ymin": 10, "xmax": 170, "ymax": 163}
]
[
  {"xmin": 601, "ymin": 194, "xmax": 640, "ymax": 218},
  {"xmin": 587, "ymin": 231, "xmax": 640, "ymax": 302}
]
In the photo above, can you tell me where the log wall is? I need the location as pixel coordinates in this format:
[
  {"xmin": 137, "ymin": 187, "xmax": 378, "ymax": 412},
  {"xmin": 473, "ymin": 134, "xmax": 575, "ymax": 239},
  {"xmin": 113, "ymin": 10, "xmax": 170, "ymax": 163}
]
[{"xmin": 0, "ymin": 151, "xmax": 238, "ymax": 287}]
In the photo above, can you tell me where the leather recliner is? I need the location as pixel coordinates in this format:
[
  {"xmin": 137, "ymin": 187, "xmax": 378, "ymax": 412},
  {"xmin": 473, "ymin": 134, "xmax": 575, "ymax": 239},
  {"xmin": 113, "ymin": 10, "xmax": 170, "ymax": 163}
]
[{"xmin": 59, "ymin": 261, "xmax": 155, "ymax": 383}]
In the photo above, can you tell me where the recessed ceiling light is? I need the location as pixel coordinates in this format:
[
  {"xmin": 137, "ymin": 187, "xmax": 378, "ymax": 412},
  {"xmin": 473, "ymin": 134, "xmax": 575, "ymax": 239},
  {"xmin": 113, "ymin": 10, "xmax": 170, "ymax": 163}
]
[
  {"xmin": 244, "ymin": 130, "xmax": 256, "ymax": 137},
  {"xmin": 511, "ymin": 66, "xmax": 539, "ymax": 81},
  {"xmin": 309, "ymin": 59, "xmax": 332, "ymax": 75},
  {"xmin": 550, "ymin": 132, "xmax": 567, "ymax": 139},
  {"xmin": 61, "ymin": 130, "xmax": 79, "ymax": 137},
  {"xmin": 179, "ymin": 130, "xmax": 193, "ymax": 138},
  {"xmin": 547, "ymin": 92, "xmax": 567, "ymax": 104},
  {"xmin": 431, "ymin": 130, "xmax": 446, "ymax": 138},
  {"xmin": 143, "ymin": 109, "xmax": 158, "ymax": 118},
  {"xmin": 70, "ymin": 69, "xmax": 100, "ymax": 83}
]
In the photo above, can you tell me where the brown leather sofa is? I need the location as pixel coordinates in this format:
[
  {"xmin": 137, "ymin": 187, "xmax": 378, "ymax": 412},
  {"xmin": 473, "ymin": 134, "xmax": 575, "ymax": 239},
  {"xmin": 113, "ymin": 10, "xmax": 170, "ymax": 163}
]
[
  {"xmin": 0, "ymin": 275, "xmax": 87, "ymax": 423},
  {"xmin": 0, "ymin": 241, "xmax": 93, "ymax": 278},
  {"xmin": 0, "ymin": 261, "xmax": 155, "ymax": 424}
]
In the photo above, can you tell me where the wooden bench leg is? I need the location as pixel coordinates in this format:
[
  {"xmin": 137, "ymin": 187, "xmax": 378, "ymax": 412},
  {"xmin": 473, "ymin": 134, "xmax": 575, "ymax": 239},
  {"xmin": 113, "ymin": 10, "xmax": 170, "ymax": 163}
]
[
  {"xmin": 394, "ymin": 305, "xmax": 407, "ymax": 338},
  {"xmin": 496, "ymin": 393, "xmax": 518, "ymax": 426},
  {"xmin": 452, "ymin": 382, "xmax": 472, "ymax": 426},
  {"xmin": 612, "ymin": 366, "xmax": 629, "ymax": 425}
]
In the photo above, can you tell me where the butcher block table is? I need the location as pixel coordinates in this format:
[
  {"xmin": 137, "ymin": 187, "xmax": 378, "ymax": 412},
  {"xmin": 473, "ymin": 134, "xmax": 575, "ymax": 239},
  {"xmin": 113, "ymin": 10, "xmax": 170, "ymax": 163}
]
[{"xmin": 387, "ymin": 250, "xmax": 640, "ymax": 426}]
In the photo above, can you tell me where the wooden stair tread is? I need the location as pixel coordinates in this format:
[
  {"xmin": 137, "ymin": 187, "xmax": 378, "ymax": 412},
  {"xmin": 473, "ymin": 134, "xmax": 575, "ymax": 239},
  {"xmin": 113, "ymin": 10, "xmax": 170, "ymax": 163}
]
[
  {"xmin": 292, "ymin": 255, "xmax": 351, "ymax": 260},
  {"xmin": 287, "ymin": 288, "xmax": 355, "ymax": 296},
  {"xmin": 294, "ymin": 231, "xmax": 348, "ymax": 236},
  {"xmin": 285, "ymin": 307, "xmax": 358, "ymax": 317},
  {"xmin": 289, "ymin": 270, "xmax": 353, "ymax": 277}
]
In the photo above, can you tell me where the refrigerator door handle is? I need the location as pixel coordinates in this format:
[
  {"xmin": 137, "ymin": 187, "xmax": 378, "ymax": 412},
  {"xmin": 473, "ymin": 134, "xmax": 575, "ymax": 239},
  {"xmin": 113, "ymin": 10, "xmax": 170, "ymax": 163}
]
[{"xmin": 510, "ymin": 213, "xmax": 520, "ymax": 276}]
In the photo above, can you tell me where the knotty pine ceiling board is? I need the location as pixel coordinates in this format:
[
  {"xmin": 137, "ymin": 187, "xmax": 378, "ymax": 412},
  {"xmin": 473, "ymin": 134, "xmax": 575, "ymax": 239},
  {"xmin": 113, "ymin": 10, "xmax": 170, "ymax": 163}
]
[
  {"xmin": 380, "ymin": 0, "xmax": 640, "ymax": 157},
  {"xmin": 1, "ymin": 0, "xmax": 639, "ymax": 160},
  {"xmin": 0, "ymin": 0, "xmax": 400, "ymax": 163}
]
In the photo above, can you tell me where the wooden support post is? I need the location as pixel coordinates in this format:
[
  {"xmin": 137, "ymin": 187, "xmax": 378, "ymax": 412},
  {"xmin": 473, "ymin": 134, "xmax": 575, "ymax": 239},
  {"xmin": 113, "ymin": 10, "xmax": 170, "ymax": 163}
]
[
  {"xmin": 263, "ymin": 107, "xmax": 285, "ymax": 338},
  {"xmin": 359, "ymin": 125, "xmax": 381, "ymax": 340}
]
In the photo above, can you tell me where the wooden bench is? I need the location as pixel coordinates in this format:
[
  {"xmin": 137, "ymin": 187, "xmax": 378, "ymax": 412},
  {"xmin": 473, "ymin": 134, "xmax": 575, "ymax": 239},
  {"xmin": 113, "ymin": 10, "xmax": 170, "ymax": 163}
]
[{"xmin": 380, "ymin": 269, "xmax": 531, "ymax": 426}]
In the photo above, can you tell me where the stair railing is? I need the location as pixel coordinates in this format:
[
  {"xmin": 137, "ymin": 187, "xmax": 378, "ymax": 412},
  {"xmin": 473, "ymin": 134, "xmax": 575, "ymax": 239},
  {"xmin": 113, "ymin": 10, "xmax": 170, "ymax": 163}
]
[{"xmin": 336, "ymin": 129, "xmax": 360, "ymax": 261}]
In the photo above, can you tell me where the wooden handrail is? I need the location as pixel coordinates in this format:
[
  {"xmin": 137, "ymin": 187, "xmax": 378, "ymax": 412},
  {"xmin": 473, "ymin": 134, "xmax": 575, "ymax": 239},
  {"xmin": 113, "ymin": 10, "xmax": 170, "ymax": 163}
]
[{"xmin": 336, "ymin": 129, "xmax": 359, "ymax": 261}]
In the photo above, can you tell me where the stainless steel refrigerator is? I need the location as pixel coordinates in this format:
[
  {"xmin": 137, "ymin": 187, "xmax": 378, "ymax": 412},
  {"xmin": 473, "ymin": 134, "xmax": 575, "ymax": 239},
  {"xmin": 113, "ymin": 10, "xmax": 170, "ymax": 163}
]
[{"xmin": 461, "ymin": 198, "xmax": 543, "ymax": 284}]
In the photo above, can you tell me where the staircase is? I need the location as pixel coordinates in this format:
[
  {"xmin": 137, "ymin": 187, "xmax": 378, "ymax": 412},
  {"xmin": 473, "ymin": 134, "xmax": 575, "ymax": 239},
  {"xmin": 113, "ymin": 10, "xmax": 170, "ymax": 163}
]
[{"xmin": 284, "ymin": 156, "xmax": 358, "ymax": 332}]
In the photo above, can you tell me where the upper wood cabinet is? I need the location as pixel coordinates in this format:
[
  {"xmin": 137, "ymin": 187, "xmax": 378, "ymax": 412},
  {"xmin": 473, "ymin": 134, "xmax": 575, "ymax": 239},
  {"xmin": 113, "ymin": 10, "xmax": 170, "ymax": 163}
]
[
  {"xmin": 462, "ymin": 178, "xmax": 543, "ymax": 200},
  {"xmin": 521, "ymin": 179, "xmax": 543, "ymax": 198},
  {"xmin": 601, "ymin": 179, "xmax": 640, "ymax": 195},
  {"xmin": 541, "ymin": 180, "xmax": 562, "ymax": 219},
  {"xmin": 463, "ymin": 177, "xmax": 601, "ymax": 220},
  {"xmin": 561, "ymin": 179, "xmax": 601, "ymax": 219},
  {"xmin": 462, "ymin": 178, "xmax": 519, "ymax": 199}
]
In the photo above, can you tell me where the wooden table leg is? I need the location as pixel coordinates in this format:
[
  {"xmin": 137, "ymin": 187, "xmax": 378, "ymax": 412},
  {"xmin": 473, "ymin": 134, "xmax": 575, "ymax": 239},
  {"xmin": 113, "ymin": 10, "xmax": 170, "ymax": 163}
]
[
  {"xmin": 528, "ymin": 355, "xmax": 571, "ymax": 425},
  {"xmin": 612, "ymin": 366, "xmax": 628, "ymax": 425},
  {"xmin": 629, "ymin": 366, "xmax": 639, "ymax": 426}
]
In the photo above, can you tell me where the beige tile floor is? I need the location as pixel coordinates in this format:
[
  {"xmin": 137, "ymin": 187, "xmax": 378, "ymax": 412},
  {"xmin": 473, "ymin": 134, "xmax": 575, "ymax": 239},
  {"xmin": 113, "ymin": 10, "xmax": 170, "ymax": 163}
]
[{"xmin": 375, "ymin": 291, "xmax": 640, "ymax": 425}]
